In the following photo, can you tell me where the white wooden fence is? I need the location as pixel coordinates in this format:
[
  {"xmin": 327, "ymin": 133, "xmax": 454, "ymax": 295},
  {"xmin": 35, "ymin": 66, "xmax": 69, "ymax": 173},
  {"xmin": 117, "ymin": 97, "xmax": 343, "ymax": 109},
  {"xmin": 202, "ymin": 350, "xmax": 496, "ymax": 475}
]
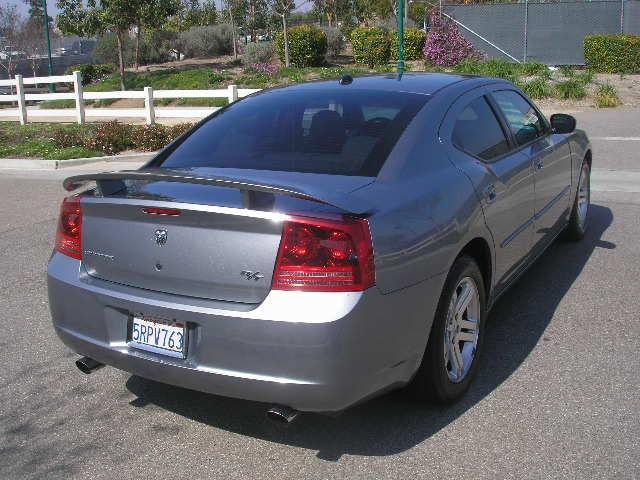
[{"xmin": 0, "ymin": 71, "xmax": 261, "ymax": 125}]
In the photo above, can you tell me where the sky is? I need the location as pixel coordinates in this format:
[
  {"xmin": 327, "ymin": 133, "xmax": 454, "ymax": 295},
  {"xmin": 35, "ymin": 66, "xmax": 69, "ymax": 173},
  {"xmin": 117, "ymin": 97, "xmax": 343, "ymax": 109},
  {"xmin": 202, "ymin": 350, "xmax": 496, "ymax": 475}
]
[{"xmin": 11, "ymin": 0, "xmax": 311, "ymax": 19}]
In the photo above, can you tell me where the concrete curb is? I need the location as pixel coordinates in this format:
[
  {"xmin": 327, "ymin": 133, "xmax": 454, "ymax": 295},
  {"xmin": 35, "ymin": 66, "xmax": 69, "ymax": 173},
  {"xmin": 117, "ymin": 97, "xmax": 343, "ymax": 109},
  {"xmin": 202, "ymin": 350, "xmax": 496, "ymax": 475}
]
[{"xmin": 0, "ymin": 152, "xmax": 158, "ymax": 170}]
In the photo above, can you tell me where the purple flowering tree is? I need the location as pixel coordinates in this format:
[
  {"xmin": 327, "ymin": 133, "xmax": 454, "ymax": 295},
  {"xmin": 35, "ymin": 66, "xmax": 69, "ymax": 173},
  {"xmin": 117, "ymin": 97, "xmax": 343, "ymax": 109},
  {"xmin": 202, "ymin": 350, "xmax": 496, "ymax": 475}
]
[{"xmin": 423, "ymin": 13, "xmax": 483, "ymax": 66}]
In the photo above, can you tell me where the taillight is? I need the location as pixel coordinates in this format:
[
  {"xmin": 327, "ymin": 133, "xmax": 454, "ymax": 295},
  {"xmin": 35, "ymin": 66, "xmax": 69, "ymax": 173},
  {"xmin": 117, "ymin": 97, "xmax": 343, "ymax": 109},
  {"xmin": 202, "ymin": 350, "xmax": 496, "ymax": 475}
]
[
  {"xmin": 55, "ymin": 196, "xmax": 83, "ymax": 260},
  {"xmin": 272, "ymin": 215, "xmax": 375, "ymax": 292}
]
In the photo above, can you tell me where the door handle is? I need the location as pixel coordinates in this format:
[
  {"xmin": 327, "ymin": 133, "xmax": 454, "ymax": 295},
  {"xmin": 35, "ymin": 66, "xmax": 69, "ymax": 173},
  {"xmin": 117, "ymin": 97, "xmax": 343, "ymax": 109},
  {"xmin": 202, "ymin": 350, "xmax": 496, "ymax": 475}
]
[
  {"xmin": 535, "ymin": 160, "xmax": 544, "ymax": 170},
  {"xmin": 484, "ymin": 184, "xmax": 497, "ymax": 203}
]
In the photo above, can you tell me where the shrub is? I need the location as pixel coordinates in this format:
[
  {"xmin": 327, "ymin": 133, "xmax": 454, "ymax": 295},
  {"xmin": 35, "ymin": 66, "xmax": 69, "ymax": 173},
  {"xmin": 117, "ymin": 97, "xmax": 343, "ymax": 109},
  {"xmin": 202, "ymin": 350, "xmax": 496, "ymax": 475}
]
[
  {"xmin": 574, "ymin": 70, "xmax": 594, "ymax": 85},
  {"xmin": 168, "ymin": 123, "xmax": 194, "ymax": 140},
  {"xmin": 519, "ymin": 61, "xmax": 549, "ymax": 77},
  {"xmin": 242, "ymin": 41, "xmax": 275, "ymax": 65},
  {"xmin": 594, "ymin": 83, "xmax": 621, "ymax": 108},
  {"xmin": 276, "ymin": 25, "xmax": 327, "ymax": 67},
  {"xmin": 178, "ymin": 24, "xmax": 234, "ymax": 58},
  {"xmin": 424, "ymin": 13, "xmax": 482, "ymax": 66},
  {"xmin": 92, "ymin": 33, "xmax": 135, "ymax": 65},
  {"xmin": 554, "ymin": 79, "xmax": 586, "ymax": 100},
  {"xmin": 132, "ymin": 124, "xmax": 171, "ymax": 152},
  {"xmin": 519, "ymin": 78, "xmax": 553, "ymax": 99},
  {"xmin": 249, "ymin": 63, "xmax": 280, "ymax": 75},
  {"xmin": 322, "ymin": 27, "xmax": 345, "ymax": 58},
  {"xmin": 481, "ymin": 59, "xmax": 519, "ymax": 81},
  {"xmin": 584, "ymin": 34, "xmax": 640, "ymax": 73},
  {"xmin": 84, "ymin": 121, "xmax": 133, "ymax": 155},
  {"xmin": 65, "ymin": 63, "xmax": 117, "ymax": 85},
  {"xmin": 351, "ymin": 27, "xmax": 391, "ymax": 68},
  {"xmin": 454, "ymin": 58, "xmax": 518, "ymax": 81},
  {"xmin": 558, "ymin": 65, "xmax": 574, "ymax": 78},
  {"xmin": 391, "ymin": 28, "xmax": 427, "ymax": 60},
  {"xmin": 51, "ymin": 126, "xmax": 88, "ymax": 148}
]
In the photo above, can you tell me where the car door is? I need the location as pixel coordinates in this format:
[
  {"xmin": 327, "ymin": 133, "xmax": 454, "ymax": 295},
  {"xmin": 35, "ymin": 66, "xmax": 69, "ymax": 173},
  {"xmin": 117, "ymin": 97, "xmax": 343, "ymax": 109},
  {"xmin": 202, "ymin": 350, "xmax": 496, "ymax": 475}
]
[
  {"xmin": 490, "ymin": 90, "xmax": 572, "ymax": 249},
  {"xmin": 442, "ymin": 89, "xmax": 535, "ymax": 291}
]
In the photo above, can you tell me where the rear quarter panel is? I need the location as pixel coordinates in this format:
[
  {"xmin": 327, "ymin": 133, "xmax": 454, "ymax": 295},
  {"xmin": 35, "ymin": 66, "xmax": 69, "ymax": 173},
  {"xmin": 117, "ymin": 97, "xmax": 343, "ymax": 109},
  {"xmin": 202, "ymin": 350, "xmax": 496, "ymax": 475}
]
[{"xmin": 362, "ymin": 87, "xmax": 496, "ymax": 296}]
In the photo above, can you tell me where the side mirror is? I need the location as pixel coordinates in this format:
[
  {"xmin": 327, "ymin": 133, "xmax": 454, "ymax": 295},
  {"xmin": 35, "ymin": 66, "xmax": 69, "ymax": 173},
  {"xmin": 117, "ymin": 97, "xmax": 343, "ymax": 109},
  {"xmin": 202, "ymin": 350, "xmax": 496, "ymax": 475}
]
[{"xmin": 550, "ymin": 113, "xmax": 576, "ymax": 134}]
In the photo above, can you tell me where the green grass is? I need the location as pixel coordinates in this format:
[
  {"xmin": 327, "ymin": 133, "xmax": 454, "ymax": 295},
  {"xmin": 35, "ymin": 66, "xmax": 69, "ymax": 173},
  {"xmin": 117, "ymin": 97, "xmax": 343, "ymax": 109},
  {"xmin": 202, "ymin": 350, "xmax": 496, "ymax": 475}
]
[
  {"xmin": 38, "ymin": 99, "xmax": 76, "ymax": 109},
  {"xmin": 594, "ymin": 83, "xmax": 621, "ymax": 108},
  {"xmin": 519, "ymin": 78, "xmax": 554, "ymax": 99},
  {"xmin": 0, "ymin": 140, "xmax": 102, "ymax": 160},
  {"xmin": 0, "ymin": 122, "xmax": 102, "ymax": 160},
  {"xmin": 554, "ymin": 79, "xmax": 587, "ymax": 100},
  {"xmin": 574, "ymin": 70, "xmax": 595, "ymax": 85}
]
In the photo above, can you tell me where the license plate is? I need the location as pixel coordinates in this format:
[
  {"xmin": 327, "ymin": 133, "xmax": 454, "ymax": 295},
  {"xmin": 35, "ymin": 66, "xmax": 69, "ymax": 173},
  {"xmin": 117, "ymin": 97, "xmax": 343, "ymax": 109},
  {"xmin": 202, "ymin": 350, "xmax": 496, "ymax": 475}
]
[{"xmin": 129, "ymin": 316, "xmax": 186, "ymax": 358}]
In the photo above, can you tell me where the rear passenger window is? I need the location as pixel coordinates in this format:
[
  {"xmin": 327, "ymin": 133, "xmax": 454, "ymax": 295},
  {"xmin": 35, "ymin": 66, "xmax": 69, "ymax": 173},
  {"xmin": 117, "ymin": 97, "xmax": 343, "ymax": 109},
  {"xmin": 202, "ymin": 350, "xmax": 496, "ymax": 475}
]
[
  {"xmin": 491, "ymin": 90, "xmax": 547, "ymax": 146},
  {"xmin": 452, "ymin": 97, "xmax": 510, "ymax": 161}
]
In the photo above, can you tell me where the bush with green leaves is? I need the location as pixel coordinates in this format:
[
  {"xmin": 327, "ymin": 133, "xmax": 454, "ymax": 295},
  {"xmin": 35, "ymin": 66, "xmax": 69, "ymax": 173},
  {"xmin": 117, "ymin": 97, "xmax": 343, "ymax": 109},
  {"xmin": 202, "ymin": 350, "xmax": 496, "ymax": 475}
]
[
  {"xmin": 554, "ymin": 79, "xmax": 587, "ymax": 100},
  {"xmin": 594, "ymin": 83, "xmax": 621, "ymax": 108},
  {"xmin": 322, "ymin": 27, "xmax": 345, "ymax": 58},
  {"xmin": 84, "ymin": 121, "xmax": 133, "ymax": 155},
  {"xmin": 519, "ymin": 78, "xmax": 553, "ymax": 99},
  {"xmin": 178, "ymin": 24, "xmax": 234, "ymax": 58},
  {"xmin": 65, "ymin": 63, "xmax": 117, "ymax": 86},
  {"xmin": 584, "ymin": 34, "xmax": 640, "ymax": 73},
  {"xmin": 51, "ymin": 121, "xmax": 195, "ymax": 155},
  {"xmin": 276, "ymin": 25, "xmax": 327, "ymax": 67},
  {"xmin": 519, "ymin": 61, "xmax": 550, "ymax": 78},
  {"xmin": 242, "ymin": 41, "xmax": 276, "ymax": 66},
  {"xmin": 391, "ymin": 28, "xmax": 427, "ymax": 60},
  {"xmin": 351, "ymin": 27, "xmax": 391, "ymax": 68}
]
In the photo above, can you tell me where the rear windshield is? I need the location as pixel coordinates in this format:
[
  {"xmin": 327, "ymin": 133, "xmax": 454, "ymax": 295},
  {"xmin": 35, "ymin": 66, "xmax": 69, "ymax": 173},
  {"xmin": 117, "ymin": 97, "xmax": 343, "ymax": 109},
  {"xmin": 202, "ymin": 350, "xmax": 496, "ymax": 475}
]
[{"xmin": 156, "ymin": 88, "xmax": 428, "ymax": 177}]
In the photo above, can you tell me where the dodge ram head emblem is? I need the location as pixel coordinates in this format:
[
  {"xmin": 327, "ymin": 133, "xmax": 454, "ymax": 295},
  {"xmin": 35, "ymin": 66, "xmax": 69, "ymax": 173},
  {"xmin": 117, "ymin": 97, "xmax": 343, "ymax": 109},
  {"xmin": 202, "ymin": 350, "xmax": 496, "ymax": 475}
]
[
  {"xmin": 241, "ymin": 270, "xmax": 264, "ymax": 281},
  {"xmin": 154, "ymin": 229, "xmax": 168, "ymax": 246}
]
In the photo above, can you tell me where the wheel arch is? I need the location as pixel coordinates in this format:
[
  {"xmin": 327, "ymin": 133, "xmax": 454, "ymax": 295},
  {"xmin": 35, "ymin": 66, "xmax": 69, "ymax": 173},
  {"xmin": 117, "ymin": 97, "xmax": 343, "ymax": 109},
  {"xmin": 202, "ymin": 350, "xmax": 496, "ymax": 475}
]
[{"xmin": 458, "ymin": 237, "xmax": 493, "ymax": 301}]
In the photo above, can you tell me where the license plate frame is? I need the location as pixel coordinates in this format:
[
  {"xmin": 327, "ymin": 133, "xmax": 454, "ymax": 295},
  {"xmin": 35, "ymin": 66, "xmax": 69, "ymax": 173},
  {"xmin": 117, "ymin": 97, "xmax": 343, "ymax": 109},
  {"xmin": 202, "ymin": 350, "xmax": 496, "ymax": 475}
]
[{"xmin": 128, "ymin": 315, "xmax": 187, "ymax": 359}]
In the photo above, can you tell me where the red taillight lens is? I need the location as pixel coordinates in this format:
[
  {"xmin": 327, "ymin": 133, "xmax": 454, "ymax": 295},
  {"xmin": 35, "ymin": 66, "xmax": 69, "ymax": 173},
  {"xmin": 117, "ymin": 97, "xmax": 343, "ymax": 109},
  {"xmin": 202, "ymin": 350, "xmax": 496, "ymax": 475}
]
[
  {"xmin": 55, "ymin": 196, "xmax": 83, "ymax": 260},
  {"xmin": 272, "ymin": 215, "xmax": 375, "ymax": 292}
]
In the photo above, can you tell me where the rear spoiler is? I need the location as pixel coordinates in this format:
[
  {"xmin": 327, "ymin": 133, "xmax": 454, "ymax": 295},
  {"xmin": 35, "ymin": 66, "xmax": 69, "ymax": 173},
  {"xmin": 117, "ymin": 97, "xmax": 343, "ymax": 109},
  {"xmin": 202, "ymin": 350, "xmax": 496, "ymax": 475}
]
[{"xmin": 63, "ymin": 169, "xmax": 372, "ymax": 215}]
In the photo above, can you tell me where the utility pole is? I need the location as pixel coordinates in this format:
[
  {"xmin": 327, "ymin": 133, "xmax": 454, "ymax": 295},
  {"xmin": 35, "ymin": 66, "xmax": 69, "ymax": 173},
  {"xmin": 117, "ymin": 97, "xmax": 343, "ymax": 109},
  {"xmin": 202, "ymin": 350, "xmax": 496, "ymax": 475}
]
[
  {"xmin": 42, "ymin": 0, "xmax": 55, "ymax": 92},
  {"xmin": 397, "ymin": 0, "xmax": 405, "ymax": 75}
]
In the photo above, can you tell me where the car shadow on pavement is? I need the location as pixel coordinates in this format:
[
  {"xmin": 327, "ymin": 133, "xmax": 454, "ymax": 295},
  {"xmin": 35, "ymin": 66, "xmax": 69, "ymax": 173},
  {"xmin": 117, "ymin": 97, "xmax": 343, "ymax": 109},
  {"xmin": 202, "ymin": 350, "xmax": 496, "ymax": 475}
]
[{"xmin": 126, "ymin": 204, "xmax": 614, "ymax": 462}]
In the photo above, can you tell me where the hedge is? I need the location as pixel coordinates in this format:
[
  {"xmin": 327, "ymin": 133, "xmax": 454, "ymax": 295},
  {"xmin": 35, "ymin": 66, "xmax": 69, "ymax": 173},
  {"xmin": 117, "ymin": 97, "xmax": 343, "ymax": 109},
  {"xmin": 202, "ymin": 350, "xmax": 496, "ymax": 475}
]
[
  {"xmin": 276, "ymin": 25, "xmax": 327, "ymax": 67},
  {"xmin": 351, "ymin": 27, "xmax": 391, "ymax": 68},
  {"xmin": 584, "ymin": 34, "xmax": 640, "ymax": 73},
  {"xmin": 391, "ymin": 28, "xmax": 427, "ymax": 60},
  {"xmin": 65, "ymin": 63, "xmax": 116, "ymax": 86}
]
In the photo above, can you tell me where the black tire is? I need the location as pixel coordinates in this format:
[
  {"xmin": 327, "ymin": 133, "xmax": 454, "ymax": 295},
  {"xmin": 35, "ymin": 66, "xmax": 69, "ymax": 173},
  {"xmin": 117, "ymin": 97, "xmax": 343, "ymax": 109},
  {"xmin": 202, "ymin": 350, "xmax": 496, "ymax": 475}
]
[
  {"xmin": 411, "ymin": 255, "xmax": 487, "ymax": 404},
  {"xmin": 565, "ymin": 160, "xmax": 590, "ymax": 241}
]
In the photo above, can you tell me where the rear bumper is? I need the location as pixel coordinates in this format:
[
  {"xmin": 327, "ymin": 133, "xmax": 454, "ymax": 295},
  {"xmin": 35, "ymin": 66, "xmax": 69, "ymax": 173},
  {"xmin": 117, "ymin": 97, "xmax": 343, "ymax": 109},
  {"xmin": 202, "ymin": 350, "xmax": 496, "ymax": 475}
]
[{"xmin": 47, "ymin": 252, "xmax": 443, "ymax": 412}]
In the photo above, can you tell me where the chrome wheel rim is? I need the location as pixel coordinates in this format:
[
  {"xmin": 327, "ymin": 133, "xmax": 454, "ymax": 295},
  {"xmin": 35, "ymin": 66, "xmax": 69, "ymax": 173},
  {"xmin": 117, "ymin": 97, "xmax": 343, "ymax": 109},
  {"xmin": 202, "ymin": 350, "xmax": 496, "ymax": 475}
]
[
  {"xmin": 444, "ymin": 277, "xmax": 481, "ymax": 383},
  {"xmin": 577, "ymin": 163, "xmax": 590, "ymax": 228}
]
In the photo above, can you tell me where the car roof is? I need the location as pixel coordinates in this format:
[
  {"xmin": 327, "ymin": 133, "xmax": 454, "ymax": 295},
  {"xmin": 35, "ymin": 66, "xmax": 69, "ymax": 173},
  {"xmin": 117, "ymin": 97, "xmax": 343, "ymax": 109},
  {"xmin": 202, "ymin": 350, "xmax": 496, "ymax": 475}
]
[{"xmin": 267, "ymin": 72, "xmax": 491, "ymax": 96}]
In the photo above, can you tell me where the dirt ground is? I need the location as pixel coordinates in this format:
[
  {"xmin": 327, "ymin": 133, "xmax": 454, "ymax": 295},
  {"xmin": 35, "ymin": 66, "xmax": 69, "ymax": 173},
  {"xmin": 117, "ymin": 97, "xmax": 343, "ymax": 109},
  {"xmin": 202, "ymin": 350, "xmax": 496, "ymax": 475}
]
[{"xmin": 537, "ymin": 73, "xmax": 640, "ymax": 114}]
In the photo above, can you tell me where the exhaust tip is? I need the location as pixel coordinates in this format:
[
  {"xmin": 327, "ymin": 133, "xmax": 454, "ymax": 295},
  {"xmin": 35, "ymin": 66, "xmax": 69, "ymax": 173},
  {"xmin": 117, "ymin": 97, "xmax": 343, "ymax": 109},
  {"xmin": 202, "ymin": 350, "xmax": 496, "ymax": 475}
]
[
  {"xmin": 266, "ymin": 405, "xmax": 299, "ymax": 425},
  {"xmin": 75, "ymin": 356, "xmax": 104, "ymax": 374}
]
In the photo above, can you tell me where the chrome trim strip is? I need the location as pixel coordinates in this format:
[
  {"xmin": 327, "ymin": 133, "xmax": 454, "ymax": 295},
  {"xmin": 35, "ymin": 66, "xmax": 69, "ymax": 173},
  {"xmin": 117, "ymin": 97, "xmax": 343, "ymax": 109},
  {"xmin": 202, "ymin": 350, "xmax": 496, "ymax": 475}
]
[{"xmin": 81, "ymin": 196, "xmax": 290, "ymax": 221}]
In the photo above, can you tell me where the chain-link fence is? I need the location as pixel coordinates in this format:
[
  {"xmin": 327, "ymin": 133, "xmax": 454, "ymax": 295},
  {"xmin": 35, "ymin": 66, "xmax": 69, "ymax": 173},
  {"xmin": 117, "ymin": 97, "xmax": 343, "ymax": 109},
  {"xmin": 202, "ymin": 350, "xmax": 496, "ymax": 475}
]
[{"xmin": 440, "ymin": 0, "xmax": 640, "ymax": 65}]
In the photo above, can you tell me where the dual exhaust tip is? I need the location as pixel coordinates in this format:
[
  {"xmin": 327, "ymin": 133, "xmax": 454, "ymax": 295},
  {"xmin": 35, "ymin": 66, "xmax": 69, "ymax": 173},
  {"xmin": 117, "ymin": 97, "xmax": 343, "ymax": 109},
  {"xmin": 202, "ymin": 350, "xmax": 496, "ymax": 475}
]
[
  {"xmin": 75, "ymin": 356, "xmax": 300, "ymax": 424},
  {"xmin": 75, "ymin": 356, "xmax": 104, "ymax": 374}
]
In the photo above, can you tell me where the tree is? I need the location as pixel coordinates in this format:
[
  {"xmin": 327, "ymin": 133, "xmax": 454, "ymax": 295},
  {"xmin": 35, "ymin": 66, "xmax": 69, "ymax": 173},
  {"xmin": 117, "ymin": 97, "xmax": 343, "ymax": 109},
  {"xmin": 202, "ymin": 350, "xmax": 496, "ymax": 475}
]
[
  {"xmin": 134, "ymin": 0, "xmax": 181, "ymax": 69},
  {"xmin": 223, "ymin": 0, "xmax": 245, "ymax": 59},
  {"xmin": 272, "ymin": 0, "xmax": 294, "ymax": 66},
  {"xmin": 0, "ymin": 4, "xmax": 24, "ymax": 85},
  {"xmin": 23, "ymin": 0, "xmax": 53, "ymax": 29},
  {"xmin": 57, "ymin": 0, "xmax": 144, "ymax": 90}
]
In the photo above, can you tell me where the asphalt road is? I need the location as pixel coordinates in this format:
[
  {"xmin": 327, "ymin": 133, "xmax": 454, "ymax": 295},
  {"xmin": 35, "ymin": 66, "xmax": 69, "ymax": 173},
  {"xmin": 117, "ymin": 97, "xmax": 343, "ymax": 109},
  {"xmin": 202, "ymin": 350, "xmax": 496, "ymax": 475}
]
[{"xmin": 1, "ymin": 110, "xmax": 639, "ymax": 479}]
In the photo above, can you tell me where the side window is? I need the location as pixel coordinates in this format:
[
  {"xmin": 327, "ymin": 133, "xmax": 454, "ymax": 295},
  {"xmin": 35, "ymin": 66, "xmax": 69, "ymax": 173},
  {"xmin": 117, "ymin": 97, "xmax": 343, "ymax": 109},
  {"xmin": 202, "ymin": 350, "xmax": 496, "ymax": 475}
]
[
  {"xmin": 491, "ymin": 90, "xmax": 547, "ymax": 146},
  {"xmin": 452, "ymin": 96, "xmax": 510, "ymax": 161}
]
